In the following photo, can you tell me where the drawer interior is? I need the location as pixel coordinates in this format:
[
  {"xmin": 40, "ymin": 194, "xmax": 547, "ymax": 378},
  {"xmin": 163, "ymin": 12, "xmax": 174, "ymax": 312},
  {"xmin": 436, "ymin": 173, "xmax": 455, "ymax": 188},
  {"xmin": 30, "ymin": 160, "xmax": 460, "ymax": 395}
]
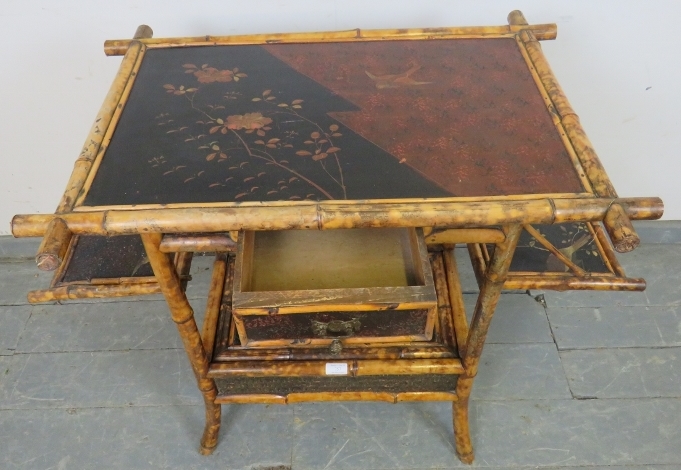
[{"xmin": 240, "ymin": 228, "xmax": 425, "ymax": 292}]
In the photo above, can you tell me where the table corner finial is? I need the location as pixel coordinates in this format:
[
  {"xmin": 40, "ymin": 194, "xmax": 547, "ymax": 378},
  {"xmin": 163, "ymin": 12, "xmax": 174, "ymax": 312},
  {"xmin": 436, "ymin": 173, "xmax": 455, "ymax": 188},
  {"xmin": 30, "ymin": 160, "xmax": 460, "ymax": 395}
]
[
  {"xmin": 134, "ymin": 24, "xmax": 154, "ymax": 40},
  {"xmin": 507, "ymin": 10, "xmax": 528, "ymax": 26}
]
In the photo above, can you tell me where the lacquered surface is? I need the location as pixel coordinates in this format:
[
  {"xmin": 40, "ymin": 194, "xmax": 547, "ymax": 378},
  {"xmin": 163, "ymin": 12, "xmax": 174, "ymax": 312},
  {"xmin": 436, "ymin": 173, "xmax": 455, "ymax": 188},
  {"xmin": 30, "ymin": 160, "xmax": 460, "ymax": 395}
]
[
  {"xmin": 59, "ymin": 235, "xmax": 152, "ymax": 283},
  {"xmin": 83, "ymin": 38, "xmax": 585, "ymax": 207}
]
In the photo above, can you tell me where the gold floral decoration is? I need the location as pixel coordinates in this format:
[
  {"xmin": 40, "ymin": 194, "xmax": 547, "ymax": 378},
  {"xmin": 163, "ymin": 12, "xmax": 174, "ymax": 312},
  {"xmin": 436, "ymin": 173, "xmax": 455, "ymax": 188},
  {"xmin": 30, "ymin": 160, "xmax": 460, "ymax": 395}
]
[{"xmin": 182, "ymin": 63, "xmax": 247, "ymax": 84}]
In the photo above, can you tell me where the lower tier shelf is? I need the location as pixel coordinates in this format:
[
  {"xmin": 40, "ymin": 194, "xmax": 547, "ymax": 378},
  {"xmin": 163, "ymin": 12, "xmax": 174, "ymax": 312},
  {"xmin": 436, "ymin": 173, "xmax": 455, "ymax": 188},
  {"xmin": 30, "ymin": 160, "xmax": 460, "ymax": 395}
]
[{"xmin": 214, "ymin": 374, "xmax": 459, "ymax": 404}]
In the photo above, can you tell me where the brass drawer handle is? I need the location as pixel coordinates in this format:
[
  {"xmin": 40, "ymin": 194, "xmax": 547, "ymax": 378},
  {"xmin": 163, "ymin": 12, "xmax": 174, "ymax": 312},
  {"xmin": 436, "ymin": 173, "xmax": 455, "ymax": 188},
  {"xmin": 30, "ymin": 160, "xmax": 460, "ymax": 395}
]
[{"xmin": 311, "ymin": 318, "xmax": 361, "ymax": 337}]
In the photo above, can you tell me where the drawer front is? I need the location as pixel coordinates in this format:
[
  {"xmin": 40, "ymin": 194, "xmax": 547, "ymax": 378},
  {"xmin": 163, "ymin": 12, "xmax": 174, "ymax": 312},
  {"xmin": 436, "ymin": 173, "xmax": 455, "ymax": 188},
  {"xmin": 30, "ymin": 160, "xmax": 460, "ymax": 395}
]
[{"xmin": 234, "ymin": 309, "xmax": 434, "ymax": 347}]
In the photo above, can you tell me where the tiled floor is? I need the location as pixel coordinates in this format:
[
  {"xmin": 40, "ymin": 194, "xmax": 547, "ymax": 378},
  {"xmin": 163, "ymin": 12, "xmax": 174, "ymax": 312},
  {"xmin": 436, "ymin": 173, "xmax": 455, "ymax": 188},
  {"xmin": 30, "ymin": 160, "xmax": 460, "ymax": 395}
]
[{"xmin": 1, "ymin": 246, "xmax": 680, "ymax": 470}]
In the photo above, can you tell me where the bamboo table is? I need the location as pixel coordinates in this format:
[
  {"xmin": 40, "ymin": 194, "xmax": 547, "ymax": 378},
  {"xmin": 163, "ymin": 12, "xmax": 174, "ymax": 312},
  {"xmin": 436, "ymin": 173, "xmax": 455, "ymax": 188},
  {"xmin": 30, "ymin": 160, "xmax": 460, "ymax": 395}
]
[{"xmin": 12, "ymin": 11, "xmax": 663, "ymax": 464}]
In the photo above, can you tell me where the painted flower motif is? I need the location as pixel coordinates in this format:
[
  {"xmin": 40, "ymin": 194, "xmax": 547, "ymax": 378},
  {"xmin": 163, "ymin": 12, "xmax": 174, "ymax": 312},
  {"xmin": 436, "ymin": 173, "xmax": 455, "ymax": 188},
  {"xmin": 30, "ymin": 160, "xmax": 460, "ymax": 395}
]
[
  {"xmin": 182, "ymin": 63, "xmax": 247, "ymax": 84},
  {"xmin": 226, "ymin": 113, "xmax": 273, "ymax": 130},
  {"xmin": 193, "ymin": 67, "xmax": 234, "ymax": 83},
  {"xmin": 209, "ymin": 113, "xmax": 273, "ymax": 135}
]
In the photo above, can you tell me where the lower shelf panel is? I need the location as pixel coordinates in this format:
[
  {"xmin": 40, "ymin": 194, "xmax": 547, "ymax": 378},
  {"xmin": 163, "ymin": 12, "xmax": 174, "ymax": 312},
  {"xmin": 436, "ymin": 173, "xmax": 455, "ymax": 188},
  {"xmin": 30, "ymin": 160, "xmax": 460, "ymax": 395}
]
[{"xmin": 214, "ymin": 374, "xmax": 459, "ymax": 404}]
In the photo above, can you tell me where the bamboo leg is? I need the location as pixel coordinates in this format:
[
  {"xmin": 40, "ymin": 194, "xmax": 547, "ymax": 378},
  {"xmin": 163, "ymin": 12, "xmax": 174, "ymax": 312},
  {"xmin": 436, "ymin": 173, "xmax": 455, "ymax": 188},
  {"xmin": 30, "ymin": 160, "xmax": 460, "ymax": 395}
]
[
  {"xmin": 604, "ymin": 203, "xmax": 640, "ymax": 253},
  {"xmin": 141, "ymin": 233, "xmax": 221, "ymax": 455},
  {"xmin": 35, "ymin": 218, "xmax": 72, "ymax": 271},
  {"xmin": 453, "ymin": 225, "xmax": 522, "ymax": 464},
  {"xmin": 453, "ymin": 376, "xmax": 474, "ymax": 463}
]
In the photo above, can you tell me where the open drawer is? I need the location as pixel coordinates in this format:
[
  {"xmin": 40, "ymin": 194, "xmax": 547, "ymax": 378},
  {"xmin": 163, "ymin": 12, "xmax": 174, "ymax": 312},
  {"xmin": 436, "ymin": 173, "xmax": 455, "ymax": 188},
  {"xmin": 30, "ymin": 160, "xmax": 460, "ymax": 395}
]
[
  {"xmin": 231, "ymin": 228, "xmax": 438, "ymax": 348},
  {"xmin": 206, "ymin": 249, "xmax": 463, "ymax": 404}
]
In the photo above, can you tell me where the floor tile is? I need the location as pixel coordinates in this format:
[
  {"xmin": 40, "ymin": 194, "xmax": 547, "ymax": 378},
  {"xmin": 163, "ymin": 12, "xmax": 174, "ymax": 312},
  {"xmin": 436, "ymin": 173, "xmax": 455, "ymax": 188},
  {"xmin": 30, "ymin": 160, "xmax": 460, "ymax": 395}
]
[
  {"xmin": 0, "ymin": 262, "xmax": 53, "ymax": 306},
  {"xmin": 547, "ymin": 305, "xmax": 681, "ymax": 349},
  {"xmin": 0, "ymin": 236, "xmax": 39, "ymax": 260},
  {"xmin": 291, "ymin": 398, "xmax": 681, "ymax": 469},
  {"xmin": 472, "ymin": 344, "xmax": 571, "ymax": 400},
  {"xmin": 634, "ymin": 220, "xmax": 681, "ymax": 244},
  {"xmin": 0, "ymin": 306, "xmax": 32, "ymax": 355},
  {"xmin": 537, "ymin": 245, "xmax": 681, "ymax": 308},
  {"xmin": 560, "ymin": 348, "xmax": 681, "ymax": 399},
  {"xmin": 469, "ymin": 398, "xmax": 681, "ymax": 468},
  {"xmin": 291, "ymin": 402, "xmax": 463, "ymax": 470},
  {"xmin": 16, "ymin": 298, "xmax": 208, "ymax": 353},
  {"xmin": 0, "ymin": 354, "xmax": 28, "ymax": 405},
  {"xmin": 464, "ymin": 293, "xmax": 553, "ymax": 344},
  {"xmin": 0, "ymin": 404, "xmax": 293, "ymax": 470},
  {"xmin": 0, "ymin": 350, "xmax": 201, "ymax": 409}
]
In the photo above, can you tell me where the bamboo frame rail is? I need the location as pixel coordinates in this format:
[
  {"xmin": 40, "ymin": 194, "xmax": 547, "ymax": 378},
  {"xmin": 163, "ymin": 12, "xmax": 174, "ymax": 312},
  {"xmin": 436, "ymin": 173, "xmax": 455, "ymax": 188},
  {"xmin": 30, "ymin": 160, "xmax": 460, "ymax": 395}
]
[
  {"xmin": 425, "ymin": 228, "xmax": 505, "ymax": 245},
  {"xmin": 11, "ymin": 196, "xmax": 663, "ymax": 238},
  {"xmin": 213, "ymin": 389, "xmax": 459, "ymax": 406},
  {"xmin": 160, "ymin": 233, "xmax": 237, "ymax": 253},
  {"xmin": 33, "ymin": 24, "xmax": 154, "ymax": 271},
  {"xmin": 509, "ymin": 11, "xmax": 613, "ymax": 197},
  {"xmin": 213, "ymin": 345, "xmax": 457, "ymax": 362},
  {"xmin": 103, "ymin": 22, "xmax": 558, "ymax": 56},
  {"xmin": 57, "ymin": 42, "xmax": 145, "ymax": 213},
  {"xmin": 503, "ymin": 275, "xmax": 645, "ymax": 292},
  {"xmin": 208, "ymin": 358, "xmax": 464, "ymax": 377},
  {"xmin": 27, "ymin": 283, "xmax": 162, "ymax": 303},
  {"xmin": 509, "ymin": 11, "xmax": 641, "ymax": 252}
]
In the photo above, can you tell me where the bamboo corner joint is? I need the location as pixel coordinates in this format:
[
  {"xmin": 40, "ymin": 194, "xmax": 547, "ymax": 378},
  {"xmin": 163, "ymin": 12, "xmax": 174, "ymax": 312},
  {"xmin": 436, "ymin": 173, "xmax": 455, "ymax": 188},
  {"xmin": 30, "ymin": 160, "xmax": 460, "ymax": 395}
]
[{"xmin": 12, "ymin": 10, "xmax": 663, "ymax": 465}]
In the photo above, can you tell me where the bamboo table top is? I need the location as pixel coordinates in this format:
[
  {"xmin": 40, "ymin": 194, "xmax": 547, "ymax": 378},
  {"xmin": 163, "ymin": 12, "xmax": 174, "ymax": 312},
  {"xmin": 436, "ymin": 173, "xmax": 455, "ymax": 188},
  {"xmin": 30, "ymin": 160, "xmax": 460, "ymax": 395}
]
[
  {"xmin": 10, "ymin": 15, "xmax": 662, "ymax": 242},
  {"xmin": 80, "ymin": 36, "xmax": 588, "ymax": 208}
]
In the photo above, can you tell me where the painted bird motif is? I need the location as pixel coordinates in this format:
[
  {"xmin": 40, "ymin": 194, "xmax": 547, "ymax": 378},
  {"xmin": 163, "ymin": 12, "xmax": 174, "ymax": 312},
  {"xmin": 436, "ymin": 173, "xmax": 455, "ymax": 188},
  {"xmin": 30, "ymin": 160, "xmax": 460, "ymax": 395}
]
[{"xmin": 365, "ymin": 65, "xmax": 432, "ymax": 89}]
